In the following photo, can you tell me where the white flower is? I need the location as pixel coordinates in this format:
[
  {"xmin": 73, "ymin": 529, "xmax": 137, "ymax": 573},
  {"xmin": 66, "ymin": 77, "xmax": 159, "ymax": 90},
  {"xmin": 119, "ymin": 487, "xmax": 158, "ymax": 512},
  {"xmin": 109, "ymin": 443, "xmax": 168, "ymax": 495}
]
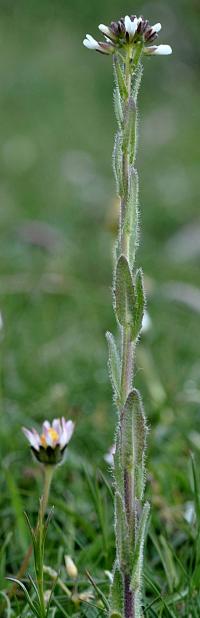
[
  {"xmin": 22, "ymin": 417, "xmax": 74, "ymax": 465},
  {"xmin": 145, "ymin": 44, "xmax": 172, "ymax": 56}
]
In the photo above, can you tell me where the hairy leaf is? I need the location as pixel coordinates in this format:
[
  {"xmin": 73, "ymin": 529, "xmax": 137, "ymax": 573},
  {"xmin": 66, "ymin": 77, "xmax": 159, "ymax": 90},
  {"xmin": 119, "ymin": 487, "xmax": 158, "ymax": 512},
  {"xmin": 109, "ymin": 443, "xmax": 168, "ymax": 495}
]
[
  {"xmin": 121, "ymin": 389, "xmax": 147, "ymax": 500},
  {"xmin": 123, "ymin": 167, "xmax": 139, "ymax": 267},
  {"xmin": 132, "ymin": 268, "xmax": 145, "ymax": 341},
  {"xmin": 112, "ymin": 132, "xmax": 123, "ymax": 197},
  {"xmin": 113, "ymin": 56, "xmax": 128, "ymax": 100},
  {"xmin": 122, "ymin": 97, "xmax": 136, "ymax": 157},
  {"xmin": 113, "ymin": 87, "xmax": 123, "ymax": 127},
  {"xmin": 109, "ymin": 560, "xmax": 124, "ymax": 618},
  {"xmin": 131, "ymin": 502, "xmax": 150, "ymax": 591},
  {"xmin": 115, "ymin": 492, "xmax": 130, "ymax": 569},
  {"xmin": 106, "ymin": 331, "xmax": 121, "ymax": 403},
  {"xmin": 114, "ymin": 255, "xmax": 135, "ymax": 328}
]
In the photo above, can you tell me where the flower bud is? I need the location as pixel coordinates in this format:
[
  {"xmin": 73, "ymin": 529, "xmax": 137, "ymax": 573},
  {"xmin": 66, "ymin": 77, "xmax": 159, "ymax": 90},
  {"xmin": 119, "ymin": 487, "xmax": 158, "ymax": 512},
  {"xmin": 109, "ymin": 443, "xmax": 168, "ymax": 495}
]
[{"xmin": 65, "ymin": 555, "xmax": 78, "ymax": 579}]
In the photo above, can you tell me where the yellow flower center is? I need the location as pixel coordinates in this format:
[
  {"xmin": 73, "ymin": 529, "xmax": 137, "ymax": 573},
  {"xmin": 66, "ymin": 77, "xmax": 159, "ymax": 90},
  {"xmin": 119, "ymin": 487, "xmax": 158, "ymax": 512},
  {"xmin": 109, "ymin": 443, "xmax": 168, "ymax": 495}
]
[{"xmin": 40, "ymin": 428, "xmax": 59, "ymax": 448}]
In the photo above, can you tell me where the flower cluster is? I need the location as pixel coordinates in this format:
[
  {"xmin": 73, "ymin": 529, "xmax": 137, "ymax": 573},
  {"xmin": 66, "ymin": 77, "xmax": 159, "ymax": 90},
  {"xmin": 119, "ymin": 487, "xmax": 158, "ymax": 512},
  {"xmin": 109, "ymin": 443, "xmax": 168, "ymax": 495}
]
[
  {"xmin": 83, "ymin": 14, "xmax": 172, "ymax": 57},
  {"xmin": 23, "ymin": 417, "xmax": 74, "ymax": 465}
]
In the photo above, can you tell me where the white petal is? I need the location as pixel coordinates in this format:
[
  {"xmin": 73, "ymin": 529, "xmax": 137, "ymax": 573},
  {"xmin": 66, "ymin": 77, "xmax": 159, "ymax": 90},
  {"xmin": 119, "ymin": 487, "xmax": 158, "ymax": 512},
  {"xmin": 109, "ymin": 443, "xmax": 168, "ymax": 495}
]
[
  {"xmin": 43, "ymin": 427, "xmax": 53, "ymax": 446},
  {"xmin": 124, "ymin": 15, "xmax": 132, "ymax": 35},
  {"xmin": 83, "ymin": 39, "xmax": 92, "ymax": 49},
  {"xmin": 144, "ymin": 44, "xmax": 172, "ymax": 56},
  {"xmin": 43, "ymin": 420, "xmax": 50, "ymax": 431},
  {"xmin": 83, "ymin": 34, "xmax": 100, "ymax": 50},
  {"xmin": 22, "ymin": 427, "xmax": 40, "ymax": 451},
  {"xmin": 83, "ymin": 39, "xmax": 97, "ymax": 51},
  {"xmin": 60, "ymin": 418, "xmax": 74, "ymax": 448},
  {"xmin": 152, "ymin": 22, "xmax": 162, "ymax": 33},
  {"xmin": 130, "ymin": 17, "xmax": 138, "ymax": 36},
  {"xmin": 98, "ymin": 24, "xmax": 111, "ymax": 37},
  {"xmin": 52, "ymin": 418, "xmax": 62, "ymax": 437},
  {"xmin": 153, "ymin": 44, "xmax": 172, "ymax": 55}
]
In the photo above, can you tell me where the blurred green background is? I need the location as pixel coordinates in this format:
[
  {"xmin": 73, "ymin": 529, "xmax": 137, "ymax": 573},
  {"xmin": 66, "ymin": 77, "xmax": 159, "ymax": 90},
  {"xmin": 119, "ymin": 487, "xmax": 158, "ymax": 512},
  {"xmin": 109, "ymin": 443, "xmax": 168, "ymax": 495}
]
[{"xmin": 0, "ymin": 0, "xmax": 200, "ymax": 613}]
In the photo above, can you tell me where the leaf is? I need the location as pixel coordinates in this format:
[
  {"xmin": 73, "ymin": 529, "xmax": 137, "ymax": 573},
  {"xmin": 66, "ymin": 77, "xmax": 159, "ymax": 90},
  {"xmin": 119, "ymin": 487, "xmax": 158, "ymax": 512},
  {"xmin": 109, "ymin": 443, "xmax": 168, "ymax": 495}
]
[
  {"xmin": 0, "ymin": 591, "xmax": 12, "ymax": 618},
  {"xmin": 6, "ymin": 577, "xmax": 40, "ymax": 617},
  {"xmin": 114, "ymin": 425, "xmax": 124, "ymax": 497},
  {"xmin": 132, "ymin": 63, "xmax": 143, "ymax": 104},
  {"xmin": 115, "ymin": 492, "xmax": 130, "ymax": 569},
  {"xmin": 113, "ymin": 56, "xmax": 128, "ymax": 100},
  {"xmin": 160, "ymin": 535, "xmax": 179, "ymax": 592},
  {"xmin": 46, "ymin": 572, "xmax": 59, "ymax": 617},
  {"xmin": 109, "ymin": 560, "xmax": 124, "ymax": 618},
  {"xmin": 114, "ymin": 255, "xmax": 135, "ymax": 329},
  {"xmin": 150, "ymin": 531, "xmax": 179, "ymax": 595},
  {"xmin": 132, "ymin": 269, "xmax": 145, "ymax": 341},
  {"xmin": 86, "ymin": 570, "xmax": 109, "ymax": 610},
  {"xmin": 112, "ymin": 132, "xmax": 123, "ymax": 197},
  {"xmin": 113, "ymin": 87, "xmax": 123, "ymax": 127},
  {"xmin": 106, "ymin": 331, "xmax": 121, "ymax": 403},
  {"xmin": 191, "ymin": 454, "xmax": 200, "ymax": 525},
  {"xmin": 122, "ymin": 97, "xmax": 136, "ymax": 157},
  {"xmin": 123, "ymin": 168, "xmax": 139, "ymax": 268},
  {"xmin": 121, "ymin": 389, "xmax": 147, "ymax": 500},
  {"xmin": 130, "ymin": 502, "xmax": 150, "ymax": 591},
  {"xmin": 24, "ymin": 511, "xmax": 37, "ymax": 550},
  {"xmin": 27, "ymin": 573, "xmax": 40, "ymax": 605}
]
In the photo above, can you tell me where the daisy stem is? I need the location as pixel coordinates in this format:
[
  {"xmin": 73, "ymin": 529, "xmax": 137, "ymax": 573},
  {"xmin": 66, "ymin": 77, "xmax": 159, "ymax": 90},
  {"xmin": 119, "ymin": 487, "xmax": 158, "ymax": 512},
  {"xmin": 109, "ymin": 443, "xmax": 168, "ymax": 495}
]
[{"xmin": 41, "ymin": 465, "xmax": 54, "ymax": 518}]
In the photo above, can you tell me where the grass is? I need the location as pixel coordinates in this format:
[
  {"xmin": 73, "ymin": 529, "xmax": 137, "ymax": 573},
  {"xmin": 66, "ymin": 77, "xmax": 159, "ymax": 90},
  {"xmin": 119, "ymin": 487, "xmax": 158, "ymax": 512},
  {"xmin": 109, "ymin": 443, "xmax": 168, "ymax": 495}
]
[{"xmin": 0, "ymin": 0, "xmax": 200, "ymax": 615}]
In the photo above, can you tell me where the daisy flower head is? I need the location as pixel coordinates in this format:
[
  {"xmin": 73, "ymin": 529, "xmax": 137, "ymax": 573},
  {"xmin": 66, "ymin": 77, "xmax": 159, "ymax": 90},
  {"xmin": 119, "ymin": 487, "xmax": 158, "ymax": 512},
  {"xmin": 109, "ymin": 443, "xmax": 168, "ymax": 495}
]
[
  {"xmin": 83, "ymin": 14, "xmax": 172, "ymax": 58},
  {"xmin": 22, "ymin": 417, "xmax": 74, "ymax": 465}
]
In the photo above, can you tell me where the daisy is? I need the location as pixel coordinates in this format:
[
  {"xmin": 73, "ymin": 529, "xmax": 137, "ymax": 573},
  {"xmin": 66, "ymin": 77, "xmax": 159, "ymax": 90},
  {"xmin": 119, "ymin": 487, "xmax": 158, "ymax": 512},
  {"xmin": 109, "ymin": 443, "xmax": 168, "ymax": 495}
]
[{"xmin": 22, "ymin": 417, "xmax": 74, "ymax": 465}]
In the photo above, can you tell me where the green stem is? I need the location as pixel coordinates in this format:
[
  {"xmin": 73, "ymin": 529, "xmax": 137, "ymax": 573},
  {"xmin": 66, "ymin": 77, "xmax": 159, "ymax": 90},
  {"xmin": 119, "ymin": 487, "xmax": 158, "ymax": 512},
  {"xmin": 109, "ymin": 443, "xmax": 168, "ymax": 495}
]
[
  {"xmin": 36, "ymin": 466, "xmax": 54, "ymax": 617},
  {"xmin": 41, "ymin": 465, "xmax": 54, "ymax": 519}
]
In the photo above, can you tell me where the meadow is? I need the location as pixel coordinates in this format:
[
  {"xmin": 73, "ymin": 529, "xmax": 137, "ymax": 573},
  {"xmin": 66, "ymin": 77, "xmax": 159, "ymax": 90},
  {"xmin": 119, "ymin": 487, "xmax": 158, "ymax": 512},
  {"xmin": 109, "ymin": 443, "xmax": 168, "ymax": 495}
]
[{"xmin": 0, "ymin": 1, "xmax": 200, "ymax": 615}]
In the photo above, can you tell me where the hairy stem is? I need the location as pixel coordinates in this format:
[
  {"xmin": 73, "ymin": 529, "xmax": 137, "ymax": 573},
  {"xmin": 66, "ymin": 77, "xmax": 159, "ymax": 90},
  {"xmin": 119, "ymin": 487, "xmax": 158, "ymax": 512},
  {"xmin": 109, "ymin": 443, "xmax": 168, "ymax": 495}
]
[
  {"xmin": 112, "ymin": 43, "xmax": 146, "ymax": 618},
  {"xmin": 120, "ymin": 51, "xmax": 136, "ymax": 618}
]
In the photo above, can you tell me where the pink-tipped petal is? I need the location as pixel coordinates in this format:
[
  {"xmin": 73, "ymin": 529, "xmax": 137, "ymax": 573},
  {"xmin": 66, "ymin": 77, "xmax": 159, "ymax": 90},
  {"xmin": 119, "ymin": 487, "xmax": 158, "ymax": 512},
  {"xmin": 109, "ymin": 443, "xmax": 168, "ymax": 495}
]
[
  {"xmin": 22, "ymin": 427, "xmax": 40, "ymax": 451},
  {"xmin": 43, "ymin": 424, "xmax": 53, "ymax": 446},
  {"xmin": 52, "ymin": 418, "xmax": 62, "ymax": 437},
  {"xmin": 60, "ymin": 418, "xmax": 74, "ymax": 448}
]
